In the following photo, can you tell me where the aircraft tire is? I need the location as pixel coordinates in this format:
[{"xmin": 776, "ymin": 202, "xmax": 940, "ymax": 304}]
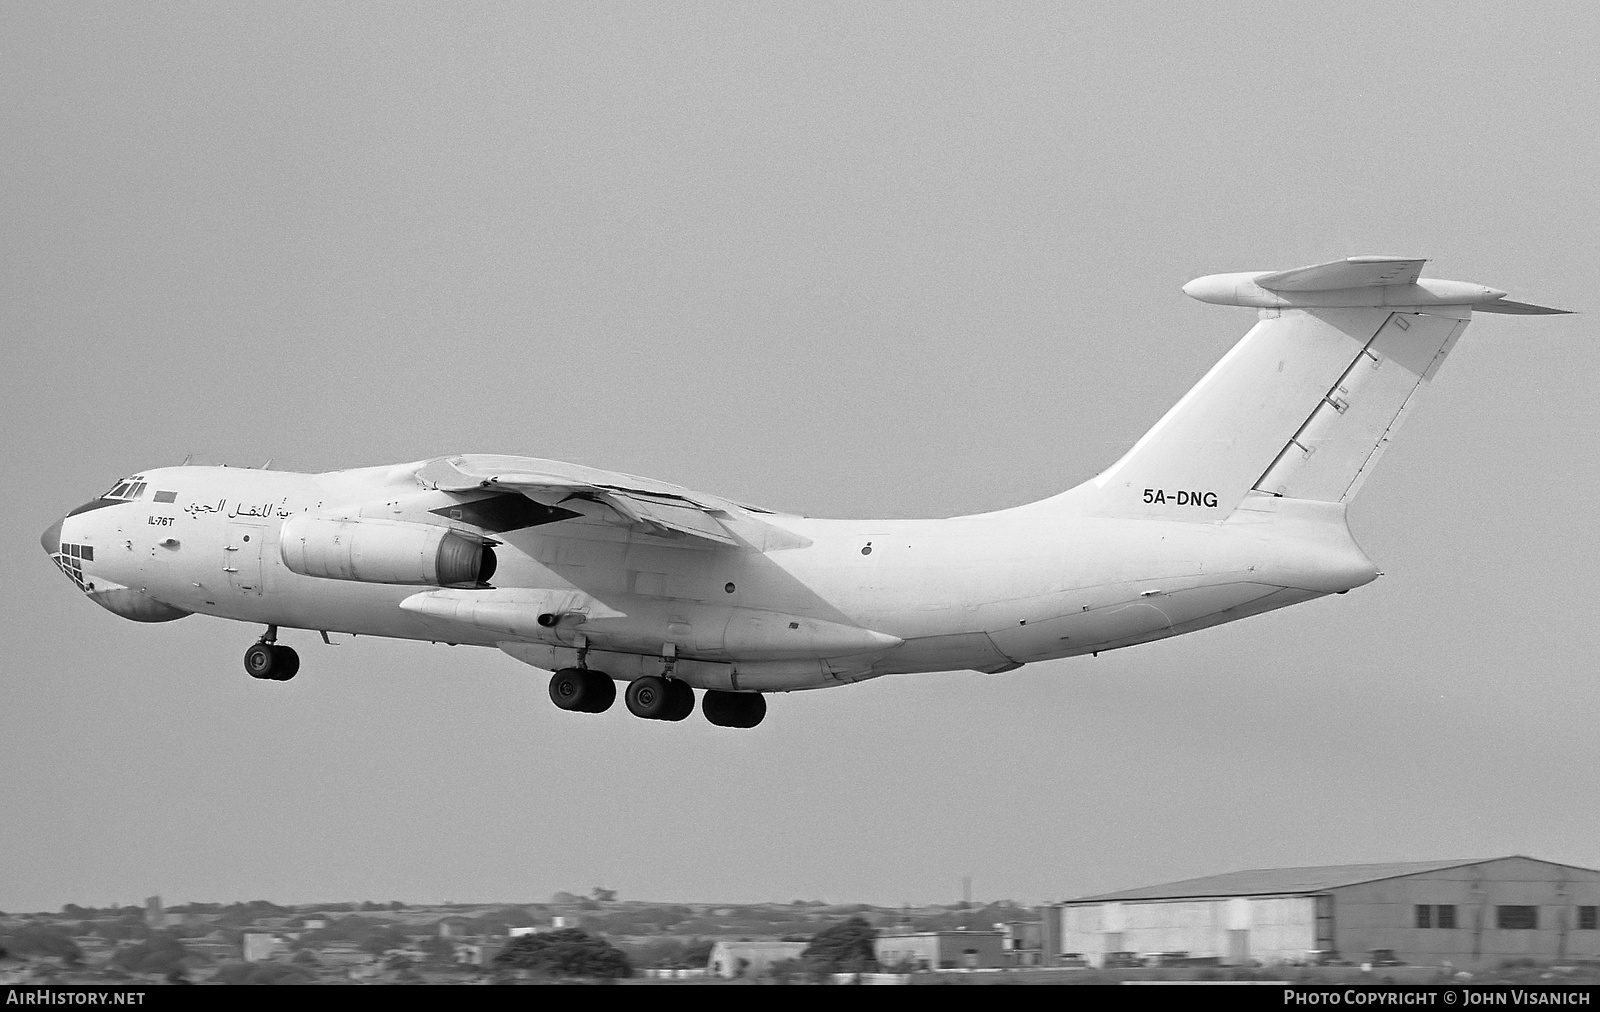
[
  {"xmin": 702, "ymin": 690, "xmax": 729, "ymax": 725},
  {"xmin": 734, "ymin": 692, "xmax": 767, "ymax": 728},
  {"xmin": 624, "ymin": 675, "xmax": 672, "ymax": 720},
  {"xmin": 271, "ymin": 645, "xmax": 300, "ymax": 681},
  {"xmin": 581, "ymin": 670, "xmax": 616, "ymax": 713},
  {"xmin": 703, "ymin": 689, "xmax": 766, "ymax": 728},
  {"xmin": 243, "ymin": 642, "xmax": 277, "ymax": 680},
  {"xmin": 663, "ymin": 679, "xmax": 695, "ymax": 722},
  {"xmin": 549, "ymin": 668, "xmax": 590, "ymax": 711}
]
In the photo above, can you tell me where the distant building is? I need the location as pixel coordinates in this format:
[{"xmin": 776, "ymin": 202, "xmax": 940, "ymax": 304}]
[
  {"xmin": 1043, "ymin": 855, "xmax": 1600, "ymax": 969},
  {"xmin": 242, "ymin": 933, "xmax": 280, "ymax": 962},
  {"xmin": 438, "ymin": 916, "xmax": 473, "ymax": 938},
  {"xmin": 641, "ymin": 967, "xmax": 710, "ymax": 979},
  {"xmin": 708, "ymin": 941, "xmax": 807, "ymax": 978},
  {"xmin": 506, "ymin": 916, "xmax": 570, "ymax": 938},
  {"xmin": 998, "ymin": 921, "xmax": 1043, "ymax": 966},
  {"xmin": 179, "ymin": 932, "xmax": 235, "ymax": 963},
  {"xmin": 874, "ymin": 930, "xmax": 1007, "ymax": 970},
  {"xmin": 311, "ymin": 943, "xmax": 372, "ymax": 967},
  {"xmin": 453, "ymin": 942, "xmax": 503, "ymax": 966}
]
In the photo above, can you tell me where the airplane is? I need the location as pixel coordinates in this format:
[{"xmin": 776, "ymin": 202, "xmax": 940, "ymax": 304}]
[{"xmin": 42, "ymin": 256, "xmax": 1569, "ymax": 728}]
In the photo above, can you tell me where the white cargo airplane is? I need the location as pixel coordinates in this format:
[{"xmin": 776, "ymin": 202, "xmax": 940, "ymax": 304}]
[{"xmin": 43, "ymin": 257, "xmax": 1568, "ymax": 727}]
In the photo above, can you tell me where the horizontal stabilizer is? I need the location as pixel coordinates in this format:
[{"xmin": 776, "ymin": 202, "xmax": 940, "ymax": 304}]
[
  {"xmin": 1255, "ymin": 256, "xmax": 1426, "ymax": 292},
  {"xmin": 1180, "ymin": 255, "xmax": 1567, "ymax": 311},
  {"xmin": 1472, "ymin": 298, "xmax": 1573, "ymax": 315}
]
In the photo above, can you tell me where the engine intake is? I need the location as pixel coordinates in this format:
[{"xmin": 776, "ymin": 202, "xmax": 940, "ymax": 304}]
[{"xmin": 279, "ymin": 516, "xmax": 492, "ymax": 586}]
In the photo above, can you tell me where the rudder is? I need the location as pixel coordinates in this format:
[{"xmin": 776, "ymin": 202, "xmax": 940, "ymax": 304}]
[{"xmin": 1251, "ymin": 309, "xmax": 1466, "ymax": 503}]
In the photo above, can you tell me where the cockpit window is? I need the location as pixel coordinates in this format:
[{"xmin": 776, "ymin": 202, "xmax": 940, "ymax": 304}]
[{"xmin": 102, "ymin": 478, "xmax": 149, "ymax": 502}]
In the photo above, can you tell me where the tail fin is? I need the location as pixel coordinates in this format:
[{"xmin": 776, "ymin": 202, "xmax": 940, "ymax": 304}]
[{"xmin": 1077, "ymin": 257, "xmax": 1570, "ymax": 519}]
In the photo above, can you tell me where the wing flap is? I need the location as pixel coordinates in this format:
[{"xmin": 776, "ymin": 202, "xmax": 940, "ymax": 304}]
[
  {"xmin": 611, "ymin": 493, "xmax": 740, "ymax": 545},
  {"xmin": 417, "ymin": 455, "xmax": 743, "ymax": 546}
]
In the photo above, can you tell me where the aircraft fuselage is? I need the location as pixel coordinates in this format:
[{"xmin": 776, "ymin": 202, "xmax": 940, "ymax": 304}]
[{"xmin": 46, "ymin": 460, "xmax": 1377, "ymax": 694}]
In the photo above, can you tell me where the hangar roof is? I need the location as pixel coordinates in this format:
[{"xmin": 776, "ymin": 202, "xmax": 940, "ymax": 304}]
[{"xmin": 1067, "ymin": 859, "xmax": 1490, "ymax": 903}]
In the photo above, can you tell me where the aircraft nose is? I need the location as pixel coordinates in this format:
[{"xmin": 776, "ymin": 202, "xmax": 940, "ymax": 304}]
[{"xmin": 41, "ymin": 518, "xmax": 62, "ymax": 556}]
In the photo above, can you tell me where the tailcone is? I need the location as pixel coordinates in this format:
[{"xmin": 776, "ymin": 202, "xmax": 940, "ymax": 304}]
[{"xmin": 1228, "ymin": 495, "xmax": 1379, "ymax": 594}]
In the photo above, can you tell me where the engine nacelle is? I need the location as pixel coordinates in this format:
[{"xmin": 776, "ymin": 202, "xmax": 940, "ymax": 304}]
[{"xmin": 279, "ymin": 516, "xmax": 493, "ymax": 586}]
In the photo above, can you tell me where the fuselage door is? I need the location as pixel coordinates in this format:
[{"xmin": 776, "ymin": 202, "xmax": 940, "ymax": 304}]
[{"xmin": 224, "ymin": 524, "xmax": 266, "ymax": 595}]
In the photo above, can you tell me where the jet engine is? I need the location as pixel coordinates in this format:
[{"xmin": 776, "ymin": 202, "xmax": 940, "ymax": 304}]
[{"xmin": 279, "ymin": 516, "xmax": 494, "ymax": 586}]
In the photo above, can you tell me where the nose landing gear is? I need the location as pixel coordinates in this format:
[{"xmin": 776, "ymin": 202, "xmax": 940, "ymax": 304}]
[{"xmin": 243, "ymin": 626, "xmax": 299, "ymax": 681}]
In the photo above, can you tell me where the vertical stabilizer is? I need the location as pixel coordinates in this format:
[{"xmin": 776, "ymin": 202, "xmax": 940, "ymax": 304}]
[
  {"xmin": 1070, "ymin": 257, "xmax": 1569, "ymax": 519},
  {"xmin": 1084, "ymin": 306, "xmax": 1399, "ymax": 517}
]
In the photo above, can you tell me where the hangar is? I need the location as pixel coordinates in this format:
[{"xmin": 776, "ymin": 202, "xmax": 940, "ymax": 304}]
[{"xmin": 1042, "ymin": 856, "xmax": 1600, "ymax": 969}]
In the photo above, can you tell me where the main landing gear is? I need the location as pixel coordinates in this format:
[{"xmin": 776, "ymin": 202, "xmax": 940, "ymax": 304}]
[
  {"xmin": 547, "ymin": 670, "xmax": 766, "ymax": 727},
  {"xmin": 548, "ymin": 667, "xmax": 617, "ymax": 713},
  {"xmin": 243, "ymin": 626, "xmax": 299, "ymax": 681}
]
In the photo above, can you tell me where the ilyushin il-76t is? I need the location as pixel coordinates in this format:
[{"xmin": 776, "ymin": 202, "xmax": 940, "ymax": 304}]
[{"xmin": 43, "ymin": 257, "xmax": 1568, "ymax": 728}]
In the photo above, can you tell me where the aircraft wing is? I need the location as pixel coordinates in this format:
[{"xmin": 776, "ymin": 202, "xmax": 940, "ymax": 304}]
[{"xmin": 415, "ymin": 455, "xmax": 744, "ymax": 546}]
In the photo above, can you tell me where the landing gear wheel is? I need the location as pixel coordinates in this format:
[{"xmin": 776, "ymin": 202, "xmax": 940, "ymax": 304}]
[
  {"xmin": 625, "ymin": 675, "xmax": 672, "ymax": 720},
  {"xmin": 270, "ymin": 645, "xmax": 300, "ymax": 681},
  {"xmin": 243, "ymin": 642, "xmax": 277, "ymax": 679},
  {"xmin": 582, "ymin": 671, "xmax": 616, "ymax": 713},
  {"xmin": 549, "ymin": 668, "xmax": 616, "ymax": 713},
  {"xmin": 663, "ymin": 679, "xmax": 695, "ymax": 722},
  {"xmin": 738, "ymin": 693, "xmax": 766, "ymax": 727},
  {"xmin": 550, "ymin": 668, "xmax": 587, "ymax": 711},
  {"xmin": 702, "ymin": 690, "xmax": 766, "ymax": 728}
]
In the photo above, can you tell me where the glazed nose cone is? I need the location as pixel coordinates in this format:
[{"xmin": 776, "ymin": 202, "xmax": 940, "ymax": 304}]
[{"xmin": 41, "ymin": 518, "xmax": 62, "ymax": 556}]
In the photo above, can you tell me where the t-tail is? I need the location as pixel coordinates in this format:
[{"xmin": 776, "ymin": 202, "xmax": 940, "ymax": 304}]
[{"xmin": 1069, "ymin": 256, "xmax": 1570, "ymax": 521}]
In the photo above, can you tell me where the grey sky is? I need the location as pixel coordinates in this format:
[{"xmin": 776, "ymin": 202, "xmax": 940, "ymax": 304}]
[{"xmin": 3, "ymin": 3, "xmax": 1596, "ymax": 912}]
